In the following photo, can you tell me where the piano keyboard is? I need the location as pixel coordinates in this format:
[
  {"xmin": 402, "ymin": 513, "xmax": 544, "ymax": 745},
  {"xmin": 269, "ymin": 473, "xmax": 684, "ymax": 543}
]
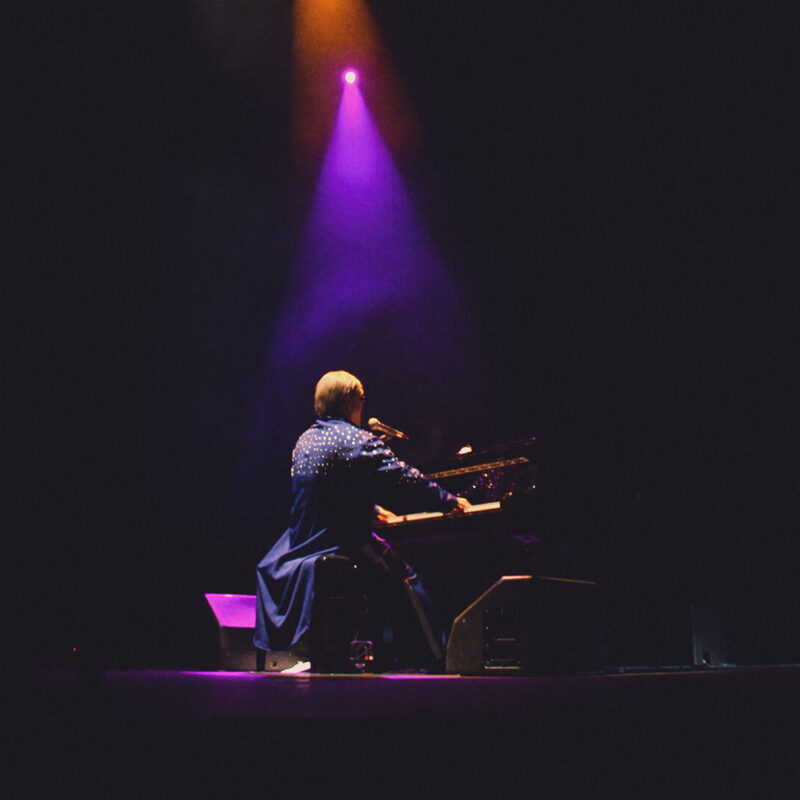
[{"xmin": 376, "ymin": 500, "xmax": 501, "ymax": 527}]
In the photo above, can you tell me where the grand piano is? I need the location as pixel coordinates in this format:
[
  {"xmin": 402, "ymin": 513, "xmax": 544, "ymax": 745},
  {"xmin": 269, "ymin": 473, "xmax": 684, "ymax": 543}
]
[
  {"xmin": 375, "ymin": 437, "xmax": 543, "ymax": 628},
  {"xmin": 374, "ymin": 436, "xmax": 601, "ymax": 673}
]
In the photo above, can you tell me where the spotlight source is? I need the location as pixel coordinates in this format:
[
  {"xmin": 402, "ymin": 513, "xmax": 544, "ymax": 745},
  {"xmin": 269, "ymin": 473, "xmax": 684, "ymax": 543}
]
[{"xmin": 343, "ymin": 69, "xmax": 358, "ymax": 85}]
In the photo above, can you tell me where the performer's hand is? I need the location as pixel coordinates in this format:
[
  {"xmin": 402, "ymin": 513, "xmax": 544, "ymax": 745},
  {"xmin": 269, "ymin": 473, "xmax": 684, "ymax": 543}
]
[
  {"xmin": 374, "ymin": 504, "xmax": 396, "ymax": 524},
  {"xmin": 452, "ymin": 496, "xmax": 472, "ymax": 513}
]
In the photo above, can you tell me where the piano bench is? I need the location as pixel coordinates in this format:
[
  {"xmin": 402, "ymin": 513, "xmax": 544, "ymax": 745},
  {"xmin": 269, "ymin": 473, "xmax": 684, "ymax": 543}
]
[{"xmin": 310, "ymin": 554, "xmax": 369, "ymax": 673}]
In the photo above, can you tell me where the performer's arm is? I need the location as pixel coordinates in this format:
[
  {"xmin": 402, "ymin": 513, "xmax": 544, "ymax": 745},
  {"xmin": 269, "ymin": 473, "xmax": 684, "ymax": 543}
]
[{"xmin": 360, "ymin": 434, "xmax": 470, "ymax": 512}]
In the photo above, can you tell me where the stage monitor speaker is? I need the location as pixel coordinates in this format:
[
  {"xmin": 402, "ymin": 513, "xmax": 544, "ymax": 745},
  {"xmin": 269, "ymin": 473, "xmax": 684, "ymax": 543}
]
[
  {"xmin": 204, "ymin": 593, "xmax": 258, "ymax": 670},
  {"xmin": 446, "ymin": 575, "xmax": 600, "ymax": 675}
]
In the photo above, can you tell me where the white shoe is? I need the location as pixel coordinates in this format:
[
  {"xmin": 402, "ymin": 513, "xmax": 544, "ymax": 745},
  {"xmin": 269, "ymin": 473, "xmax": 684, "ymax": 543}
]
[{"xmin": 281, "ymin": 660, "xmax": 311, "ymax": 674}]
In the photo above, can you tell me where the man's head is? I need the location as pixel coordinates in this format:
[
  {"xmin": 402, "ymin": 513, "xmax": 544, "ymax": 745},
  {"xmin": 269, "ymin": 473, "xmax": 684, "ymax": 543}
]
[{"xmin": 314, "ymin": 370, "xmax": 365, "ymax": 425}]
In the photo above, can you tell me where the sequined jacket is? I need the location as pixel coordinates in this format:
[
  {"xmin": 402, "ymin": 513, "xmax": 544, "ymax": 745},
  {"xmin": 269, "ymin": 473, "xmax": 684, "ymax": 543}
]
[{"xmin": 254, "ymin": 417, "xmax": 458, "ymax": 652}]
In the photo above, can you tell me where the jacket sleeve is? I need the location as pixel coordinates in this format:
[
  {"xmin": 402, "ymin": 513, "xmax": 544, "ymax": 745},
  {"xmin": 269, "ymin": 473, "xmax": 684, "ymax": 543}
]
[{"xmin": 357, "ymin": 433, "xmax": 459, "ymax": 513}]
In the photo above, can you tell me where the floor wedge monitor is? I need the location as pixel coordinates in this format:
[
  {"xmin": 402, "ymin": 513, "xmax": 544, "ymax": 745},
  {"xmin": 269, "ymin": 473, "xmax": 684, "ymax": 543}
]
[{"xmin": 446, "ymin": 575, "xmax": 600, "ymax": 675}]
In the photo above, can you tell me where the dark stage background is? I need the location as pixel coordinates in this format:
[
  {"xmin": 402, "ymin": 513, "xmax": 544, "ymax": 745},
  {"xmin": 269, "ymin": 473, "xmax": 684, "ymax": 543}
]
[{"xmin": 12, "ymin": 2, "xmax": 798, "ymax": 670}]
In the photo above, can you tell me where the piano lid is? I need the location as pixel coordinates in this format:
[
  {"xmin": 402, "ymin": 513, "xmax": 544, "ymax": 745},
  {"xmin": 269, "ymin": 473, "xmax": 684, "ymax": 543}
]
[
  {"xmin": 420, "ymin": 437, "xmax": 537, "ymax": 505},
  {"xmin": 422, "ymin": 437, "xmax": 536, "ymax": 479}
]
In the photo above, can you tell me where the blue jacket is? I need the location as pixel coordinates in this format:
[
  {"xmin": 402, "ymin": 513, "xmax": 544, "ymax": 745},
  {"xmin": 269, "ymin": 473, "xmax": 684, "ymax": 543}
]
[{"xmin": 255, "ymin": 417, "xmax": 458, "ymax": 651}]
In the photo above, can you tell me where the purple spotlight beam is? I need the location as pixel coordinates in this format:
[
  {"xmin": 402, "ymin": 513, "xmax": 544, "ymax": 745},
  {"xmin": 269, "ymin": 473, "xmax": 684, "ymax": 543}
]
[
  {"xmin": 261, "ymin": 76, "xmax": 483, "ymax": 439},
  {"xmin": 272, "ymin": 82, "xmax": 461, "ymax": 365}
]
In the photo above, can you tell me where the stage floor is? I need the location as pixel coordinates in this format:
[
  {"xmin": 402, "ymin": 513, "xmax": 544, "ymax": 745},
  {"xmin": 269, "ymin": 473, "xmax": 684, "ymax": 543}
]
[
  {"xmin": 16, "ymin": 665, "xmax": 800, "ymax": 797},
  {"xmin": 25, "ymin": 662, "xmax": 800, "ymax": 718}
]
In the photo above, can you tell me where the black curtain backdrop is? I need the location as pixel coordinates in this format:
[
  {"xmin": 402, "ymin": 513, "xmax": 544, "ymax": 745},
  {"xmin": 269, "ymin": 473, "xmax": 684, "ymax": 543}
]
[{"xmin": 11, "ymin": 2, "xmax": 798, "ymax": 669}]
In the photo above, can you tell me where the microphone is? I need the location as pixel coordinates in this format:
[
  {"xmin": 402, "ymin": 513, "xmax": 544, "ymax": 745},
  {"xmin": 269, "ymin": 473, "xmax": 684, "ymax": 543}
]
[{"xmin": 367, "ymin": 417, "xmax": 410, "ymax": 441}]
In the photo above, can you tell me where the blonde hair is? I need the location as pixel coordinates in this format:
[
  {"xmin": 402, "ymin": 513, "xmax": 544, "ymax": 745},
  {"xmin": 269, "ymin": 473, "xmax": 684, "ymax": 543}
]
[{"xmin": 314, "ymin": 371, "xmax": 364, "ymax": 418}]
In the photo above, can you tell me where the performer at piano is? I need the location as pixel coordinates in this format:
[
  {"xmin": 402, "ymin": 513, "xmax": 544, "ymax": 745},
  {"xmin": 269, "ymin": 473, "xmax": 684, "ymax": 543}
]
[{"xmin": 254, "ymin": 370, "xmax": 471, "ymax": 670}]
